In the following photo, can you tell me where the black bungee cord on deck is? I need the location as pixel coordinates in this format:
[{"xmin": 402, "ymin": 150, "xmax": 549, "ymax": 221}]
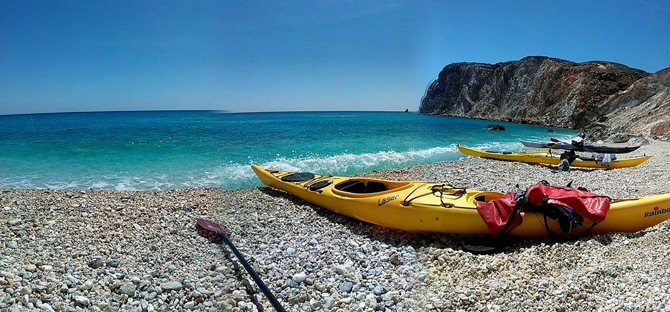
[{"xmin": 402, "ymin": 183, "xmax": 468, "ymax": 208}]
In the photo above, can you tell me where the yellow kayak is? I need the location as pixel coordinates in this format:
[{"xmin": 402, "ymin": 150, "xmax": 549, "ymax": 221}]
[
  {"xmin": 251, "ymin": 165, "xmax": 670, "ymax": 238},
  {"xmin": 456, "ymin": 145, "xmax": 651, "ymax": 169}
]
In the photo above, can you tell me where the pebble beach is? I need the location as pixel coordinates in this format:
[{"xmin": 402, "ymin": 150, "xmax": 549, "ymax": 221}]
[{"xmin": 2, "ymin": 140, "xmax": 670, "ymax": 312}]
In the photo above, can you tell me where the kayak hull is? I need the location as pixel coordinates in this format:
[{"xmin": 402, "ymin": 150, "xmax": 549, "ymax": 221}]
[
  {"xmin": 251, "ymin": 165, "xmax": 670, "ymax": 238},
  {"xmin": 457, "ymin": 145, "xmax": 651, "ymax": 169}
]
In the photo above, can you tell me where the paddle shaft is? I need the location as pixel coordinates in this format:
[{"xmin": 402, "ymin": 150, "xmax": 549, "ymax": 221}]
[{"xmin": 218, "ymin": 233, "xmax": 286, "ymax": 312}]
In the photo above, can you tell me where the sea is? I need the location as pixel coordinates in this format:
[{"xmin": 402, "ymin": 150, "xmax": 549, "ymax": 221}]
[{"xmin": 0, "ymin": 111, "xmax": 577, "ymax": 190}]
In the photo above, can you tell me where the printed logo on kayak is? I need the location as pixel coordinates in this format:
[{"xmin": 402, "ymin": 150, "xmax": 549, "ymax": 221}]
[
  {"xmin": 378, "ymin": 195, "xmax": 399, "ymax": 206},
  {"xmin": 644, "ymin": 206, "xmax": 670, "ymax": 218}
]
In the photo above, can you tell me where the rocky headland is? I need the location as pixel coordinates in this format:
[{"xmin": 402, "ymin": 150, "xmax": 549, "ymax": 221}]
[{"xmin": 419, "ymin": 56, "xmax": 670, "ymax": 139}]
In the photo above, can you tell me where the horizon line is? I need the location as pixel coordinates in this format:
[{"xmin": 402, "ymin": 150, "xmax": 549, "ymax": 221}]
[{"xmin": 0, "ymin": 108, "xmax": 417, "ymax": 117}]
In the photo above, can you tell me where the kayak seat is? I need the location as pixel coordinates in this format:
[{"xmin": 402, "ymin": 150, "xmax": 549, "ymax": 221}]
[
  {"xmin": 336, "ymin": 181, "xmax": 365, "ymax": 192},
  {"xmin": 365, "ymin": 182, "xmax": 388, "ymax": 193},
  {"xmin": 336, "ymin": 180, "xmax": 387, "ymax": 193}
]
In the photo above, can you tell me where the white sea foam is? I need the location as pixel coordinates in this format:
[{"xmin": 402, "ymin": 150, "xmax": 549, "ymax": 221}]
[{"xmin": 260, "ymin": 146, "xmax": 460, "ymax": 176}]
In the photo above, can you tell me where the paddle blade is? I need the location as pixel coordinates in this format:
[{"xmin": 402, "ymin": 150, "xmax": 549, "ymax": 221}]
[{"xmin": 196, "ymin": 218, "xmax": 231, "ymax": 236}]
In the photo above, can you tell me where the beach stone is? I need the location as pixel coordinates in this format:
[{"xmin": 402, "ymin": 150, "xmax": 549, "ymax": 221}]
[
  {"xmin": 309, "ymin": 298, "xmax": 323, "ymax": 309},
  {"xmin": 389, "ymin": 253, "xmax": 401, "ymax": 265},
  {"xmin": 324, "ymin": 297, "xmax": 336, "ymax": 309},
  {"xmin": 88, "ymin": 258, "xmax": 104, "ymax": 268},
  {"xmin": 106, "ymin": 258, "xmax": 120, "ymax": 267},
  {"xmin": 334, "ymin": 264, "xmax": 346, "ymax": 274},
  {"xmin": 196, "ymin": 287, "xmax": 213, "ymax": 296},
  {"xmin": 340, "ymin": 297, "xmax": 354, "ymax": 304},
  {"xmin": 1, "ymin": 271, "xmax": 15, "ymax": 279},
  {"xmin": 41, "ymin": 303, "xmax": 56, "ymax": 312},
  {"xmin": 284, "ymin": 279, "xmax": 298, "ymax": 288},
  {"xmin": 119, "ymin": 282, "xmax": 136, "ymax": 295},
  {"xmin": 161, "ymin": 281, "xmax": 183, "ymax": 291},
  {"xmin": 292, "ymin": 272, "xmax": 307, "ymax": 283},
  {"xmin": 74, "ymin": 295, "xmax": 90, "ymax": 307},
  {"xmin": 80, "ymin": 280, "xmax": 94, "ymax": 290},
  {"xmin": 6, "ymin": 241, "xmax": 18, "ymax": 249},
  {"xmin": 339, "ymin": 281, "xmax": 353, "ymax": 293}
]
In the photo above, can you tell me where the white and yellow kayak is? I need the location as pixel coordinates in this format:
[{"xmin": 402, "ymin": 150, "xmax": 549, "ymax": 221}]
[
  {"xmin": 457, "ymin": 145, "xmax": 651, "ymax": 169},
  {"xmin": 252, "ymin": 165, "xmax": 670, "ymax": 238}
]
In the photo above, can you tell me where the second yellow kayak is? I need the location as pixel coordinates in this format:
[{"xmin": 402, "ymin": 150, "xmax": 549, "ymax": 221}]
[{"xmin": 456, "ymin": 145, "xmax": 651, "ymax": 169}]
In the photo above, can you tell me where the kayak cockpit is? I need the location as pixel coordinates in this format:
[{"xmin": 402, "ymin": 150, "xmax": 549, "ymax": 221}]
[
  {"xmin": 332, "ymin": 179, "xmax": 413, "ymax": 197},
  {"xmin": 470, "ymin": 191, "xmax": 506, "ymax": 203}
]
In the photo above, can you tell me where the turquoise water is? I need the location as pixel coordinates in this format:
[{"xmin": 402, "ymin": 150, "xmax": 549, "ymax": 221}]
[{"xmin": 0, "ymin": 111, "xmax": 577, "ymax": 190}]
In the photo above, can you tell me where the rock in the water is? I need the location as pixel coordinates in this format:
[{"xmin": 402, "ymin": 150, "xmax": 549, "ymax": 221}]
[{"xmin": 487, "ymin": 124, "xmax": 505, "ymax": 131}]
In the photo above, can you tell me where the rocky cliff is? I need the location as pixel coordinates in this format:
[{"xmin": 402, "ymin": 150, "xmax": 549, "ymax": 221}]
[
  {"xmin": 419, "ymin": 56, "xmax": 670, "ymax": 136},
  {"xmin": 597, "ymin": 67, "xmax": 670, "ymax": 135}
]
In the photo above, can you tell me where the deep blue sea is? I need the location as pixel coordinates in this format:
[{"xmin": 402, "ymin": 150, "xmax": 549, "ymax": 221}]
[{"xmin": 0, "ymin": 111, "xmax": 577, "ymax": 190}]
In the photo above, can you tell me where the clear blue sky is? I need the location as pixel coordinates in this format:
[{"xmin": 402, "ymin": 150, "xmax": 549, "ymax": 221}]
[{"xmin": 1, "ymin": 0, "xmax": 669, "ymax": 115}]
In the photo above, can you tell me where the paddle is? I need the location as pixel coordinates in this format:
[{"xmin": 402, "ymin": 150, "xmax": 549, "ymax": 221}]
[{"xmin": 196, "ymin": 218, "xmax": 286, "ymax": 312}]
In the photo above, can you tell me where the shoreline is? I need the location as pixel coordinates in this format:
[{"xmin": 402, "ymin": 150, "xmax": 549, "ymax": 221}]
[{"xmin": 2, "ymin": 140, "xmax": 670, "ymax": 311}]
